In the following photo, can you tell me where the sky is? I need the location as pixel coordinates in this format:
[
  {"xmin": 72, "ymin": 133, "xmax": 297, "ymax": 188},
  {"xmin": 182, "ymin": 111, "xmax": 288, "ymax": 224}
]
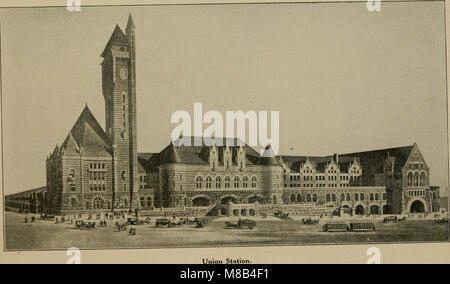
[{"xmin": 1, "ymin": 2, "xmax": 448, "ymax": 195}]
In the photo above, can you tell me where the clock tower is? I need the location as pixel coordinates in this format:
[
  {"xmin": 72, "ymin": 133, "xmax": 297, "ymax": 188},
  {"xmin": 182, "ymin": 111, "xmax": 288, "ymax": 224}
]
[{"xmin": 101, "ymin": 14, "xmax": 140, "ymax": 211}]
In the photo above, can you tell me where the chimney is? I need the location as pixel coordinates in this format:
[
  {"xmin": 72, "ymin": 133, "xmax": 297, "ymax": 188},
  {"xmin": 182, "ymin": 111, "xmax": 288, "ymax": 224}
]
[{"xmin": 333, "ymin": 153, "xmax": 339, "ymax": 164}]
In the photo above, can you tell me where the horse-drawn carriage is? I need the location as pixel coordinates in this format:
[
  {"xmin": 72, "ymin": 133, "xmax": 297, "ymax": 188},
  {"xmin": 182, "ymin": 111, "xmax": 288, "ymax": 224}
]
[
  {"xmin": 435, "ymin": 217, "xmax": 449, "ymax": 225},
  {"xmin": 115, "ymin": 222, "xmax": 127, "ymax": 232},
  {"xmin": 155, "ymin": 218, "xmax": 172, "ymax": 228},
  {"xmin": 40, "ymin": 214, "xmax": 55, "ymax": 221},
  {"xmin": 75, "ymin": 221, "xmax": 96, "ymax": 230},
  {"xmin": 225, "ymin": 219, "xmax": 256, "ymax": 229},
  {"xmin": 274, "ymin": 210, "xmax": 289, "ymax": 219},
  {"xmin": 126, "ymin": 217, "xmax": 143, "ymax": 226},
  {"xmin": 301, "ymin": 218, "xmax": 320, "ymax": 225},
  {"xmin": 194, "ymin": 217, "xmax": 208, "ymax": 228},
  {"xmin": 383, "ymin": 216, "xmax": 407, "ymax": 223},
  {"xmin": 155, "ymin": 218, "xmax": 184, "ymax": 228}
]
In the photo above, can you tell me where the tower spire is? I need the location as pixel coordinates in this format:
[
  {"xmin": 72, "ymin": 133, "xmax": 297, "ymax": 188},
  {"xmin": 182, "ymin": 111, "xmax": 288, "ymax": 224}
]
[{"xmin": 126, "ymin": 13, "xmax": 136, "ymax": 31}]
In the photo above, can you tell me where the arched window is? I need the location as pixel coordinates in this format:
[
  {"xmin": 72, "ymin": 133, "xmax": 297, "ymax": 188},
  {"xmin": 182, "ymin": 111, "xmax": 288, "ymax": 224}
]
[
  {"xmin": 216, "ymin": 176, "xmax": 222, "ymax": 189},
  {"xmin": 140, "ymin": 197, "xmax": 145, "ymax": 208},
  {"xmin": 355, "ymin": 193, "xmax": 359, "ymax": 201},
  {"xmin": 382, "ymin": 193, "xmax": 386, "ymax": 201},
  {"xmin": 206, "ymin": 176, "xmax": 212, "ymax": 189},
  {"xmin": 375, "ymin": 193, "xmax": 380, "ymax": 201},
  {"xmin": 414, "ymin": 172, "xmax": 419, "ymax": 186},
  {"xmin": 346, "ymin": 193, "xmax": 351, "ymax": 201},
  {"xmin": 196, "ymin": 177, "xmax": 203, "ymax": 189},
  {"xmin": 307, "ymin": 194, "xmax": 312, "ymax": 202},
  {"xmin": 94, "ymin": 198, "xmax": 103, "ymax": 209},
  {"xmin": 407, "ymin": 172, "xmax": 413, "ymax": 186},
  {"xmin": 225, "ymin": 177, "xmax": 231, "ymax": 188},
  {"xmin": 290, "ymin": 194, "xmax": 296, "ymax": 203},
  {"xmin": 419, "ymin": 172, "xmax": 426, "ymax": 186},
  {"xmin": 341, "ymin": 193, "xmax": 345, "ymax": 202},
  {"xmin": 326, "ymin": 194, "xmax": 331, "ymax": 202},
  {"xmin": 234, "ymin": 177, "xmax": 240, "ymax": 188},
  {"xmin": 243, "ymin": 176, "xmax": 249, "ymax": 188},
  {"xmin": 332, "ymin": 194, "xmax": 336, "ymax": 202},
  {"xmin": 146, "ymin": 197, "xmax": 152, "ymax": 207},
  {"xmin": 313, "ymin": 194, "xmax": 318, "ymax": 203},
  {"xmin": 251, "ymin": 177, "xmax": 257, "ymax": 188},
  {"xmin": 297, "ymin": 194, "xmax": 302, "ymax": 203},
  {"xmin": 370, "ymin": 193, "xmax": 374, "ymax": 201}
]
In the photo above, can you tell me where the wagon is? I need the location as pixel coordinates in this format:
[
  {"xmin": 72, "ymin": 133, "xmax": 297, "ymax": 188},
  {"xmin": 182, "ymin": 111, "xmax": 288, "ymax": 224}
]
[
  {"xmin": 323, "ymin": 222, "xmax": 348, "ymax": 232},
  {"xmin": 274, "ymin": 210, "xmax": 289, "ymax": 219},
  {"xmin": 383, "ymin": 216, "xmax": 397, "ymax": 223},
  {"xmin": 194, "ymin": 217, "xmax": 208, "ymax": 228},
  {"xmin": 349, "ymin": 222, "xmax": 375, "ymax": 232},
  {"xmin": 75, "ymin": 220, "xmax": 85, "ymax": 230},
  {"xmin": 225, "ymin": 219, "xmax": 256, "ymax": 229},
  {"xmin": 239, "ymin": 219, "xmax": 256, "ymax": 229},
  {"xmin": 435, "ymin": 218, "xmax": 449, "ymax": 225},
  {"xmin": 302, "ymin": 218, "xmax": 320, "ymax": 225},
  {"xmin": 115, "ymin": 222, "xmax": 127, "ymax": 232},
  {"xmin": 155, "ymin": 218, "xmax": 172, "ymax": 228},
  {"xmin": 126, "ymin": 217, "xmax": 143, "ymax": 226}
]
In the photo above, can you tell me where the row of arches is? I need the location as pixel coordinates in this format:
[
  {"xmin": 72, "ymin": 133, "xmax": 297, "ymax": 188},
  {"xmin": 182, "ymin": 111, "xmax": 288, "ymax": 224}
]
[
  {"xmin": 191, "ymin": 194, "xmax": 270, "ymax": 207},
  {"xmin": 288, "ymin": 192, "xmax": 387, "ymax": 204},
  {"xmin": 139, "ymin": 196, "xmax": 153, "ymax": 208},
  {"xmin": 196, "ymin": 176, "xmax": 257, "ymax": 189},
  {"xmin": 407, "ymin": 171, "xmax": 427, "ymax": 186}
]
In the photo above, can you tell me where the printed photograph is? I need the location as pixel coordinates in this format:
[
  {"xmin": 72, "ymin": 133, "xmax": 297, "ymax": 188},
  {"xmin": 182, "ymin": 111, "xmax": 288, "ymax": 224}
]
[{"xmin": 1, "ymin": 2, "xmax": 448, "ymax": 251}]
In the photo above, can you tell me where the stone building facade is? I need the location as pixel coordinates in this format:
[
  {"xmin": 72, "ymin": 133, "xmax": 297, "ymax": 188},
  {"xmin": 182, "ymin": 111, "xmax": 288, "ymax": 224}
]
[
  {"xmin": 45, "ymin": 16, "xmax": 154, "ymax": 215},
  {"xmin": 41, "ymin": 15, "xmax": 439, "ymax": 216},
  {"xmin": 279, "ymin": 143, "xmax": 437, "ymax": 215}
]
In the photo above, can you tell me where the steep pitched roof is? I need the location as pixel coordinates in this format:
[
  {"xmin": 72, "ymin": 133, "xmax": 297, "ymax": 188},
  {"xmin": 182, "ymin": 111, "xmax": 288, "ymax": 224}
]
[
  {"xmin": 258, "ymin": 144, "xmax": 280, "ymax": 166},
  {"xmin": 145, "ymin": 137, "xmax": 263, "ymax": 170},
  {"xmin": 62, "ymin": 106, "xmax": 111, "ymax": 157},
  {"xmin": 101, "ymin": 24, "xmax": 129, "ymax": 57},
  {"xmin": 339, "ymin": 145, "xmax": 413, "ymax": 174},
  {"xmin": 126, "ymin": 14, "xmax": 136, "ymax": 30},
  {"xmin": 278, "ymin": 145, "xmax": 413, "ymax": 175}
]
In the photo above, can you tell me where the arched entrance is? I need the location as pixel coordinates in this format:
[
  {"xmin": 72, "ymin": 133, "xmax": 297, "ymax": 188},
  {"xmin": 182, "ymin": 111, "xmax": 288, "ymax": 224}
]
[
  {"xmin": 410, "ymin": 200, "xmax": 425, "ymax": 213},
  {"xmin": 355, "ymin": 205, "xmax": 365, "ymax": 215},
  {"xmin": 248, "ymin": 194, "xmax": 264, "ymax": 204},
  {"xmin": 192, "ymin": 197, "xmax": 210, "ymax": 207},
  {"xmin": 221, "ymin": 196, "xmax": 238, "ymax": 205},
  {"xmin": 341, "ymin": 205, "xmax": 352, "ymax": 215},
  {"xmin": 370, "ymin": 205, "xmax": 380, "ymax": 215}
]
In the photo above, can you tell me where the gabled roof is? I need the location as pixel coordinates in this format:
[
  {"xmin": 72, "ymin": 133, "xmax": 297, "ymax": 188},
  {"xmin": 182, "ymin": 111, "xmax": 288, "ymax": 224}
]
[
  {"xmin": 145, "ymin": 137, "xmax": 264, "ymax": 170},
  {"xmin": 339, "ymin": 145, "xmax": 414, "ymax": 174},
  {"xmin": 62, "ymin": 106, "xmax": 111, "ymax": 157},
  {"xmin": 278, "ymin": 145, "xmax": 414, "ymax": 174},
  {"xmin": 101, "ymin": 24, "xmax": 129, "ymax": 57}
]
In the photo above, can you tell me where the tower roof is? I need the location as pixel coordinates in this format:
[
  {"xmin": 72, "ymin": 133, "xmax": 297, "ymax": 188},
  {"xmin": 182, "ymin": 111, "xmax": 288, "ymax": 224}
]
[
  {"xmin": 257, "ymin": 144, "xmax": 280, "ymax": 166},
  {"xmin": 101, "ymin": 24, "xmax": 128, "ymax": 57},
  {"xmin": 62, "ymin": 106, "xmax": 111, "ymax": 157},
  {"xmin": 126, "ymin": 14, "xmax": 136, "ymax": 30}
]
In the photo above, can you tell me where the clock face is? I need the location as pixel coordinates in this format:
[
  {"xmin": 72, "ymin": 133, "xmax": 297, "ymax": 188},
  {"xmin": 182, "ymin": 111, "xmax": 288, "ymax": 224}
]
[{"xmin": 119, "ymin": 68, "xmax": 128, "ymax": 80}]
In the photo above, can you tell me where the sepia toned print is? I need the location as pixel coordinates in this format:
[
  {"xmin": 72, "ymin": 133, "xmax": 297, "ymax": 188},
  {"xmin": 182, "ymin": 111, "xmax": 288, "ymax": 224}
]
[{"xmin": 1, "ymin": 3, "xmax": 448, "ymax": 251}]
